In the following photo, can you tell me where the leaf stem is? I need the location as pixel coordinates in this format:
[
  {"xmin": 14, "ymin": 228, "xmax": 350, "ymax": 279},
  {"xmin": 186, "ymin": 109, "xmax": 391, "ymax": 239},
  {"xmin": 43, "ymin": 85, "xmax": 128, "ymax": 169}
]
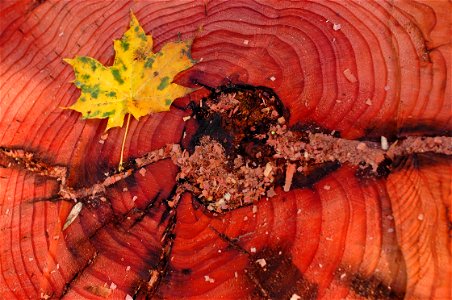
[{"xmin": 119, "ymin": 114, "xmax": 132, "ymax": 172}]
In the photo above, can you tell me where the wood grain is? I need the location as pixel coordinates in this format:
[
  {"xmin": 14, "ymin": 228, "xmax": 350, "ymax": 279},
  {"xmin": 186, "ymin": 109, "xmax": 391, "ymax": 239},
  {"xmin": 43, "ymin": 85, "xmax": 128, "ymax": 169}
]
[{"xmin": 1, "ymin": 0, "xmax": 450, "ymax": 299}]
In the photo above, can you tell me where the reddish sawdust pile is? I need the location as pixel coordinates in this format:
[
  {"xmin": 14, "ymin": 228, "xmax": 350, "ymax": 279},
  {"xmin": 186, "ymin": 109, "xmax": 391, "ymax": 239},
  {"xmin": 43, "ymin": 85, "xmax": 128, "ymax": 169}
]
[{"xmin": 168, "ymin": 88, "xmax": 452, "ymax": 211}]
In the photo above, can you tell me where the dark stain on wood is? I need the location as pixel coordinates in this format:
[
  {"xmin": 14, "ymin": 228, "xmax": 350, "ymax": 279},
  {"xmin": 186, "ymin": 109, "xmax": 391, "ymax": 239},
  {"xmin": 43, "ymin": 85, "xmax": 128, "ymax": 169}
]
[
  {"xmin": 349, "ymin": 273, "xmax": 405, "ymax": 299},
  {"xmin": 181, "ymin": 268, "xmax": 192, "ymax": 275},
  {"xmin": 364, "ymin": 121, "xmax": 451, "ymax": 142},
  {"xmin": 246, "ymin": 247, "xmax": 318, "ymax": 300},
  {"xmin": 190, "ymin": 84, "xmax": 289, "ymax": 159},
  {"xmin": 289, "ymin": 161, "xmax": 341, "ymax": 189},
  {"xmin": 28, "ymin": 0, "xmax": 46, "ymax": 12}
]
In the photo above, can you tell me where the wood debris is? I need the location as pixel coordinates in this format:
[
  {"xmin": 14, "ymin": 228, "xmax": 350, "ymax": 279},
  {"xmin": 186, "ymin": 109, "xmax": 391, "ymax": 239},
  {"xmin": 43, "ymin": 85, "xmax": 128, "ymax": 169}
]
[
  {"xmin": 290, "ymin": 294, "xmax": 301, "ymax": 300},
  {"xmin": 84, "ymin": 285, "xmax": 112, "ymax": 298},
  {"xmin": 343, "ymin": 68, "xmax": 357, "ymax": 83},
  {"xmin": 283, "ymin": 163, "xmax": 296, "ymax": 192},
  {"xmin": 381, "ymin": 136, "xmax": 389, "ymax": 150},
  {"xmin": 63, "ymin": 202, "xmax": 83, "ymax": 230},
  {"xmin": 256, "ymin": 258, "xmax": 267, "ymax": 268},
  {"xmin": 175, "ymin": 136, "xmax": 275, "ymax": 211}
]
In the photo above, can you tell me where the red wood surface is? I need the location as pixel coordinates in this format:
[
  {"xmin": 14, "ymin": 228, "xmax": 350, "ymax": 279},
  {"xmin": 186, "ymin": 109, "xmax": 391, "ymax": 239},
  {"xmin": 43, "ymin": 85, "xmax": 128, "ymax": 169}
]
[{"xmin": 0, "ymin": 1, "xmax": 450, "ymax": 299}]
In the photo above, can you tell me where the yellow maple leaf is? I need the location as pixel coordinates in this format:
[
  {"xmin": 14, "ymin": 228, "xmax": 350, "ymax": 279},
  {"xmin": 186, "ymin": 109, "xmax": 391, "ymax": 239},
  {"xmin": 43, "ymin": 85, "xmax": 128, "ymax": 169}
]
[{"xmin": 64, "ymin": 12, "xmax": 196, "ymax": 131}]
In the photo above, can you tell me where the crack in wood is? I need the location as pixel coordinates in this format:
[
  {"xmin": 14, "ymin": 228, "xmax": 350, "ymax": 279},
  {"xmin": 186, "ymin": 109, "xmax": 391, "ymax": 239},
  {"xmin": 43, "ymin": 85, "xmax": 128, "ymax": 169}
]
[
  {"xmin": 208, "ymin": 225, "xmax": 250, "ymax": 255},
  {"xmin": 1, "ymin": 134, "xmax": 451, "ymax": 207},
  {"xmin": 0, "ymin": 147, "xmax": 67, "ymax": 183},
  {"xmin": 60, "ymin": 250, "xmax": 99, "ymax": 297},
  {"xmin": 133, "ymin": 188, "xmax": 183, "ymax": 298}
]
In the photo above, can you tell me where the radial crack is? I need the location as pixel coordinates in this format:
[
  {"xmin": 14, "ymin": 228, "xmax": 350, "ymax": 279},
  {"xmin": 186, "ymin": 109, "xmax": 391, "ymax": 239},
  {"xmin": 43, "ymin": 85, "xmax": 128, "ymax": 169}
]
[{"xmin": 133, "ymin": 188, "xmax": 184, "ymax": 298}]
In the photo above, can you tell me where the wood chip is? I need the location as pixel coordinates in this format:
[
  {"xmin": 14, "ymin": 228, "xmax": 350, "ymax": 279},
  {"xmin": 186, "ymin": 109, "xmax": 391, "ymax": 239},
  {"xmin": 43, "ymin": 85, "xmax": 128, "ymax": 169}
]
[
  {"xmin": 283, "ymin": 163, "xmax": 296, "ymax": 192},
  {"xmin": 333, "ymin": 23, "xmax": 341, "ymax": 31},
  {"xmin": 277, "ymin": 116, "xmax": 286, "ymax": 124},
  {"xmin": 266, "ymin": 188, "xmax": 276, "ymax": 198},
  {"xmin": 147, "ymin": 270, "xmax": 159, "ymax": 288},
  {"xmin": 84, "ymin": 285, "xmax": 112, "ymax": 298},
  {"xmin": 365, "ymin": 98, "xmax": 372, "ymax": 106},
  {"xmin": 63, "ymin": 202, "xmax": 83, "ymax": 230},
  {"xmin": 381, "ymin": 136, "xmax": 389, "ymax": 150},
  {"xmin": 264, "ymin": 162, "xmax": 273, "ymax": 177},
  {"xmin": 356, "ymin": 142, "xmax": 367, "ymax": 151},
  {"xmin": 41, "ymin": 293, "xmax": 51, "ymax": 300},
  {"xmin": 290, "ymin": 294, "xmax": 301, "ymax": 300},
  {"xmin": 343, "ymin": 68, "xmax": 357, "ymax": 83},
  {"xmin": 256, "ymin": 258, "xmax": 267, "ymax": 267}
]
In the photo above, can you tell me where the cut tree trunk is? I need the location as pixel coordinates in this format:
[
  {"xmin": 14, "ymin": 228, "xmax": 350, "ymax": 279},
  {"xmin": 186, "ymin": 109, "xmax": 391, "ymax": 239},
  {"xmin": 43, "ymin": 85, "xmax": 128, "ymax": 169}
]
[{"xmin": 0, "ymin": 1, "xmax": 450, "ymax": 299}]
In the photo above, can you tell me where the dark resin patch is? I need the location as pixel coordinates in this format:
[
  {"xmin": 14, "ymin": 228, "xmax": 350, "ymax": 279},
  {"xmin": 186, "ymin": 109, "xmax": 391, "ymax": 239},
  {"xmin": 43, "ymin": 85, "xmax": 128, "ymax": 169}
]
[
  {"xmin": 290, "ymin": 161, "xmax": 341, "ymax": 189},
  {"xmin": 349, "ymin": 274, "xmax": 405, "ymax": 299},
  {"xmin": 181, "ymin": 268, "xmax": 192, "ymax": 275},
  {"xmin": 246, "ymin": 248, "xmax": 318, "ymax": 299}
]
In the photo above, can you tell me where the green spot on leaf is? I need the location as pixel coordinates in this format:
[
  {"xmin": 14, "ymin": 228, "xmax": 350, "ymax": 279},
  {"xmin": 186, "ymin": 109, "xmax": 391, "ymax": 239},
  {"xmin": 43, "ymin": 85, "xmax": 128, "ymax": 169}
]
[
  {"xmin": 85, "ymin": 110, "xmax": 100, "ymax": 118},
  {"xmin": 121, "ymin": 39, "xmax": 129, "ymax": 51},
  {"xmin": 80, "ymin": 57, "xmax": 88, "ymax": 63},
  {"xmin": 144, "ymin": 57, "xmax": 154, "ymax": 68},
  {"xmin": 81, "ymin": 74, "xmax": 90, "ymax": 80},
  {"xmin": 90, "ymin": 61, "xmax": 97, "ymax": 71},
  {"xmin": 81, "ymin": 84, "xmax": 100, "ymax": 99},
  {"xmin": 165, "ymin": 99, "xmax": 172, "ymax": 105},
  {"xmin": 158, "ymin": 76, "xmax": 170, "ymax": 91},
  {"xmin": 108, "ymin": 91, "xmax": 116, "ymax": 97},
  {"xmin": 102, "ymin": 110, "xmax": 115, "ymax": 118},
  {"xmin": 112, "ymin": 69, "xmax": 124, "ymax": 84},
  {"xmin": 138, "ymin": 33, "xmax": 147, "ymax": 41}
]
